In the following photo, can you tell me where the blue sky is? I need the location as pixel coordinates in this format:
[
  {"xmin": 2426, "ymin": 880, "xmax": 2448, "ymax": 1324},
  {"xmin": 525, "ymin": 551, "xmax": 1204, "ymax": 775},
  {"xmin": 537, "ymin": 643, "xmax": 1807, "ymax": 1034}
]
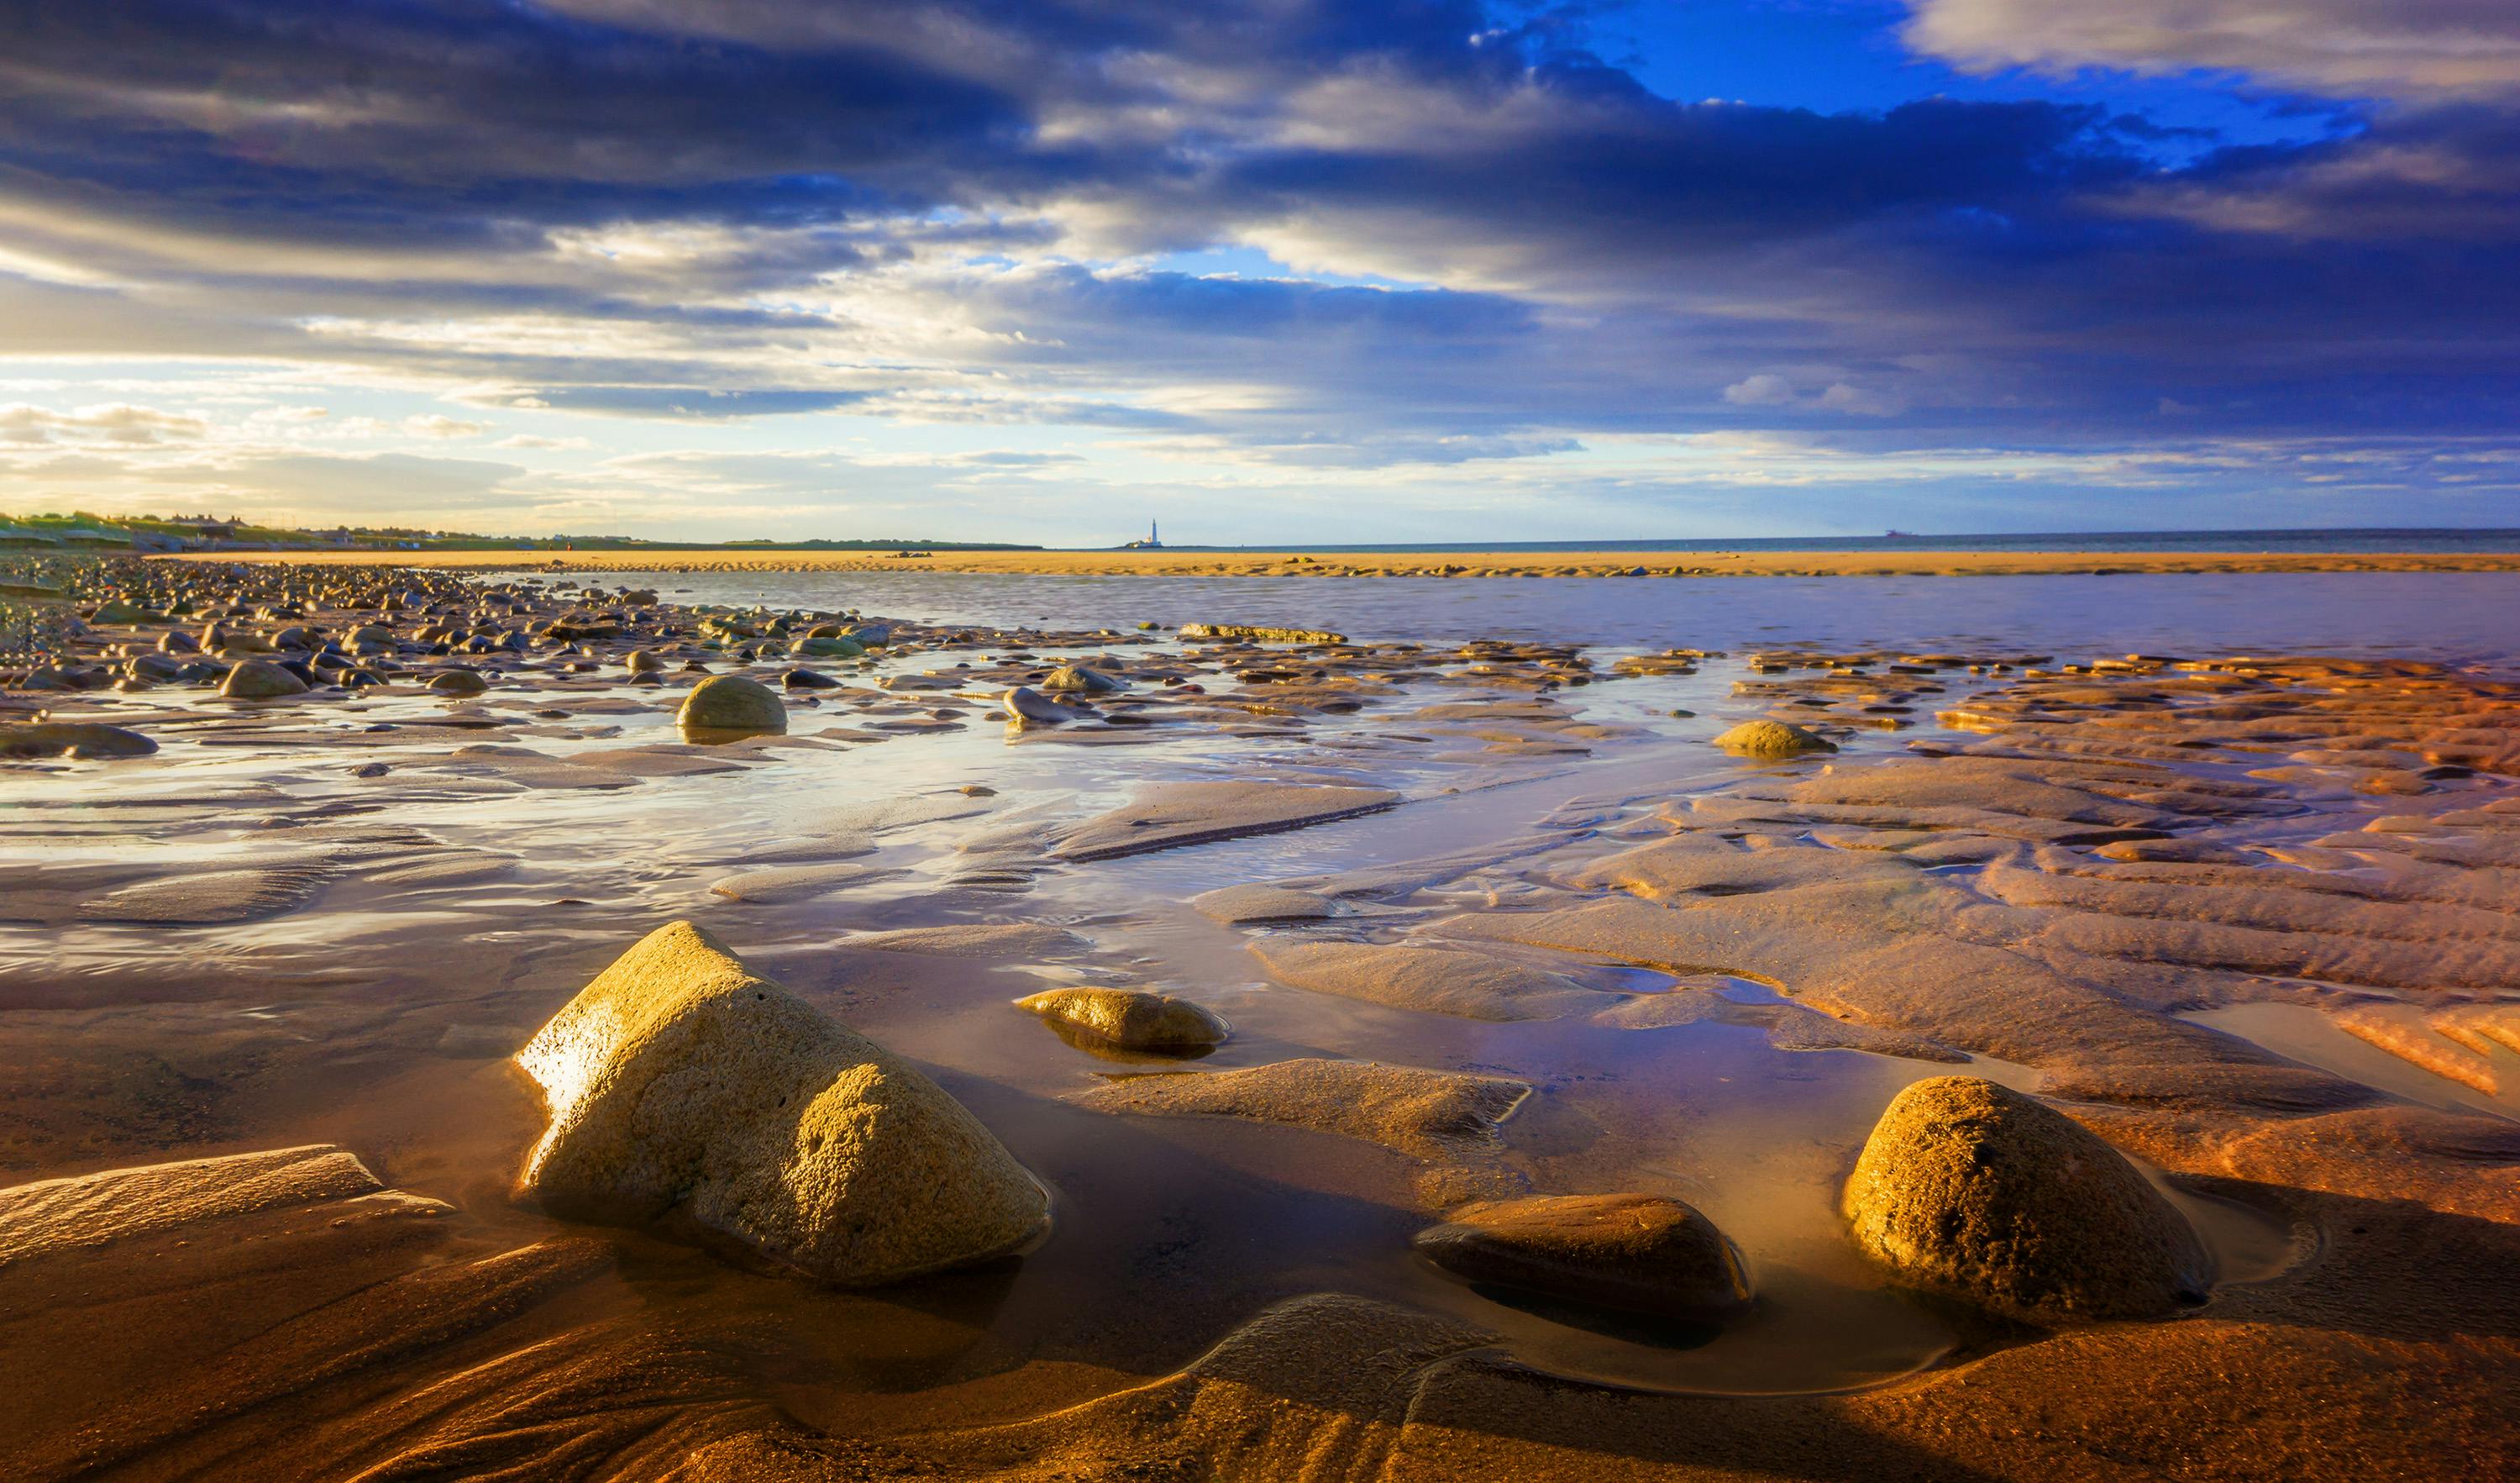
[{"xmin": 0, "ymin": 0, "xmax": 2515, "ymax": 543}]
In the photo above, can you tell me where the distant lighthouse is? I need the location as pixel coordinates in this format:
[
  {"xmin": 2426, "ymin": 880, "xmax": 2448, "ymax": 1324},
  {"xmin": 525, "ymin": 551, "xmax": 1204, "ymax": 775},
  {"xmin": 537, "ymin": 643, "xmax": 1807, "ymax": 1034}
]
[{"xmin": 1121, "ymin": 518, "xmax": 1165, "ymax": 550}]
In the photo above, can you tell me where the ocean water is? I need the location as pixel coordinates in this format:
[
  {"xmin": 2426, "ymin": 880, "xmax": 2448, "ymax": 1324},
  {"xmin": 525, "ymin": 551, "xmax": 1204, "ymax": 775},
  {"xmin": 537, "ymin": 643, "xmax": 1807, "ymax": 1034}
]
[
  {"xmin": 1079, "ymin": 527, "xmax": 2520, "ymax": 555},
  {"xmin": 584, "ymin": 569, "xmax": 2520, "ymax": 665}
]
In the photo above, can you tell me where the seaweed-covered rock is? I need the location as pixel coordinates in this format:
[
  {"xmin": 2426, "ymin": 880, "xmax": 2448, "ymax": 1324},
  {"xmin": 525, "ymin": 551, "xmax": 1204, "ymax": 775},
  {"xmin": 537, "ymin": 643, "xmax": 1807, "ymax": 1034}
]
[
  {"xmin": 677, "ymin": 675, "xmax": 786, "ymax": 735},
  {"xmin": 1843, "ymin": 1075, "xmax": 2210, "ymax": 1321},
  {"xmin": 1712, "ymin": 719, "xmax": 1835, "ymax": 759}
]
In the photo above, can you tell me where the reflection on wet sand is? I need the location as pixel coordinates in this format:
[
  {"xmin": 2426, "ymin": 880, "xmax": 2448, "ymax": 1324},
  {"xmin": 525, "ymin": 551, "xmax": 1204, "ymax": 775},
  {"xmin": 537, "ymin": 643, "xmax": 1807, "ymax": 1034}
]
[{"xmin": 3, "ymin": 556, "xmax": 2517, "ymax": 1480}]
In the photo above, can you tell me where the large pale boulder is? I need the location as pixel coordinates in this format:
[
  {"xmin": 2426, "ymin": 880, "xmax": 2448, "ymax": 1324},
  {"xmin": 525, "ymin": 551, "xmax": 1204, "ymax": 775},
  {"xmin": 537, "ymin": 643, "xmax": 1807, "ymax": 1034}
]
[
  {"xmin": 515, "ymin": 921, "xmax": 1047, "ymax": 1284},
  {"xmin": 677, "ymin": 674, "xmax": 786, "ymax": 735},
  {"xmin": 1843, "ymin": 1075, "xmax": 2211, "ymax": 1322}
]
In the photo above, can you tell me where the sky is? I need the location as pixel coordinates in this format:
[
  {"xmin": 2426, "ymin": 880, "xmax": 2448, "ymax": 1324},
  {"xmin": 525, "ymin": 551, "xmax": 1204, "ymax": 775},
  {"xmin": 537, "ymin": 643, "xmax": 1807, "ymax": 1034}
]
[{"xmin": 2, "ymin": 0, "xmax": 2517, "ymax": 544}]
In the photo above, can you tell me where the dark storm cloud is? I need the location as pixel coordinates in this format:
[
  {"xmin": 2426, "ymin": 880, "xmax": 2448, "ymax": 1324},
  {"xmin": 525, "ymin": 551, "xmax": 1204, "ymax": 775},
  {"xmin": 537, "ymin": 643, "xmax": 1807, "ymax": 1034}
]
[{"xmin": 0, "ymin": 0, "xmax": 2515, "ymax": 482}]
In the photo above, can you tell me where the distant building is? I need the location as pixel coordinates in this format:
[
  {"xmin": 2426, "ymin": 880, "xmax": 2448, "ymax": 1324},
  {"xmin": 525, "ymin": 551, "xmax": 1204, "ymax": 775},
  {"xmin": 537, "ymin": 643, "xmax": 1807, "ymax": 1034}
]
[{"xmin": 1121, "ymin": 519, "xmax": 1164, "ymax": 550}]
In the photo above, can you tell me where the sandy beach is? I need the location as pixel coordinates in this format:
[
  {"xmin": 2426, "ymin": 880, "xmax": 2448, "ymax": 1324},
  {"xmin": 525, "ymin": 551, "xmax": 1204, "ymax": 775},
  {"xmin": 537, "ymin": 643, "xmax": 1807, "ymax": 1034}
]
[
  {"xmin": 188, "ymin": 547, "xmax": 2520, "ymax": 579},
  {"xmin": 3, "ymin": 555, "xmax": 2517, "ymax": 1480}
]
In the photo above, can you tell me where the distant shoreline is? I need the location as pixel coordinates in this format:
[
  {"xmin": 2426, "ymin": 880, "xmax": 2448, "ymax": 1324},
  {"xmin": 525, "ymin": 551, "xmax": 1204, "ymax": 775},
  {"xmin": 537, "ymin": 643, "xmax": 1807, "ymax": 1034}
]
[{"xmin": 173, "ymin": 548, "xmax": 2520, "ymax": 578}]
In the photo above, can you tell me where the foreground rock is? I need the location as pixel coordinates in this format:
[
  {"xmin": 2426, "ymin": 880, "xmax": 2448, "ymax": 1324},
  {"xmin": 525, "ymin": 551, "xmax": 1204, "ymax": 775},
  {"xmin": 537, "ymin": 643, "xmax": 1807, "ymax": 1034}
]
[
  {"xmin": 1016, "ymin": 986, "xmax": 1228, "ymax": 1052},
  {"xmin": 516, "ymin": 920, "xmax": 1047, "ymax": 1284},
  {"xmin": 676, "ymin": 674, "xmax": 787, "ymax": 735},
  {"xmin": 1713, "ymin": 718, "xmax": 1836, "ymax": 758},
  {"xmin": 0, "ymin": 1144, "xmax": 627, "ymax": 1480},
  {"xmin": 1412, "ymin": 1192, "xmax": 1753, "ymax": 1322},
  {"xmin": 1843, "ymin": 1075, "xmax": 2211, "ymax": 1322},
  {"xmin": 0, "ymin": 1144, "xmax": 391, "ymax": 1265},
  {"xmin": 1050, "ymin": 781, "xmax": 1399, "ymax": 860}
]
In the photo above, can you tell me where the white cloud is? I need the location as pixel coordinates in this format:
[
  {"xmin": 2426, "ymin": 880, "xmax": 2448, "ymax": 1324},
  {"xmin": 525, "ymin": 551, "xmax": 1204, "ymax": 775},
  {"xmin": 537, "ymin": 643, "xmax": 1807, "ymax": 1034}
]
[
  {"xmin": 1722, "ymin": 373, "xmax": 1798, "ymax": 407},
  {"xmin": 1908, "ymin": 0, "xmax": 2520, "ymax": 101},
  {"xmin": 0, "ymin": 402, "xmax": 212, "ymax": 446},
  {"xmin": 1724, "ymin": 376, "xmax": 1905, "ymax": 418},
  {"xmin": 402, "ymin": 413, "xmax": 489, "ymax": 438}
]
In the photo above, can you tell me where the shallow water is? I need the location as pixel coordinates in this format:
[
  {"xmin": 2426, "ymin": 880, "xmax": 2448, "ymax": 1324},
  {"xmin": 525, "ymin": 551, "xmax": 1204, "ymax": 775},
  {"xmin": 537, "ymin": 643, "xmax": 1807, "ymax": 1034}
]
[
  {"xmin": 2, "ymin": 569, "xmax": 2504, "ymax": 1453},
  {"xmin": 586, "ymin": 569, "xmax": 2520, "ymax": 662}
]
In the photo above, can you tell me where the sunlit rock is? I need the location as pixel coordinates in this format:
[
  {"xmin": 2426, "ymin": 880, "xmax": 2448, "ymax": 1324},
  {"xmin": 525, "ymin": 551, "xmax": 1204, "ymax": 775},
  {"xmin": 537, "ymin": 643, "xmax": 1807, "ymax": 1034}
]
[{"xmin": 516, "ymin": 921, "xmax": 1047, "ymax": 1284}]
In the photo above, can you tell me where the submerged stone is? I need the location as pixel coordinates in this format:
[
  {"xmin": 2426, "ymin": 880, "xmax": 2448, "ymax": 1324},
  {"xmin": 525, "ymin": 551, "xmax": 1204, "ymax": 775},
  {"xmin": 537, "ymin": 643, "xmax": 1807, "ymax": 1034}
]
[
  {"xmin": 1190, "ymin": 883, "xmax": 1336, "ymax": 923},
  {"xmin": 1842, "ymin": 1075, "xmax": 2211, "ymax": 1322},
  {"xmin": 515, "ymin": 921, "xmax": 1047, "ymax": 1285}
]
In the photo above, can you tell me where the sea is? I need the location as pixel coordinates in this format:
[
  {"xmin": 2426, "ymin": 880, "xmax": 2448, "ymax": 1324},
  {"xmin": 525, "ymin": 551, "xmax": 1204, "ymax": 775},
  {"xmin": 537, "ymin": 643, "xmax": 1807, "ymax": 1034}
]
[
  {"xmin": 1115, "ymin": 527, "xmax": 2520, "ymax": 555},
  {"xmin": 587, "ymin": 568, "xmax": 2520, "ymax": 666}
]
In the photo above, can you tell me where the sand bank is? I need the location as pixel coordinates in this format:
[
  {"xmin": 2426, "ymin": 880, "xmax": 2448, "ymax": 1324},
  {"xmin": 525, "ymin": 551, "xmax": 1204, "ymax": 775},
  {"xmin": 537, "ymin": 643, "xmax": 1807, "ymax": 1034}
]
[{"xmin": 176, "ymin": 546, "xmax": 2520, "ymax": 578}]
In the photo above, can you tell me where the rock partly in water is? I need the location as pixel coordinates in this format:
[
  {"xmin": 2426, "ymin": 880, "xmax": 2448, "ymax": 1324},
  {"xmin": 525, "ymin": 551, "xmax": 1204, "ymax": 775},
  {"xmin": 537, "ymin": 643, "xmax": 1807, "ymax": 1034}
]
[
  {"xmin": 1842, "ymin": 1075, "xmax": 2212, "ymax": 1322},
  {"xmin": 219, "ymin": 658, "xmax": 310, "ymax": 698},
  {"xmin": 1412, "ymin": 1192, "xmax": 1753, "ymax": 1322},
  {"xmin": 1050, "ymin": 781, "xmax": 1399, "ymax": 861},
  {"xmin": 428, "ymin": 668, "xmax": 488, "ymax": 697},
  {"xmin": 515, "ymin": 920, "xmax": 1047, "ymax": 1285},
  {"xmin": 1248, "ymin": 939, "xmax": 1607, "ymax": 1022},
  {"xmin": 677, "ymin": 675, "xmax": 787, "ymax": 736},
  {"xmin": 0, "ymin": 722, "xmax": 156, "ymax": 760},
  {"xmin": 1190, "ymin": 883, "xmax": 1337, "ymax": 923},
  {"xmin": 1040, "ymin": 664, "xmax": 1124, "ymax": 694},
  {"xmin": 1016, "ymin": 987, "xmax": 1229, "ymax": 1052},
  {"xmin": 1713, "ymin": 719, "xmax": 1837, "ymax": 758},
  {"xmin": 1180, "ymin": 623, "xmax": 1347, "ymax": 644},
  {"xmin": 1074, "ymin": 1057, "xmax": 1527, "ymax": 1160},
  {"xmin": 1003, "ymin": 686, "xmax": 1077, "ymax": 725},
  {"xmin": 843, "ymin": 923, "xmax": 1086, "ymax": 957}
]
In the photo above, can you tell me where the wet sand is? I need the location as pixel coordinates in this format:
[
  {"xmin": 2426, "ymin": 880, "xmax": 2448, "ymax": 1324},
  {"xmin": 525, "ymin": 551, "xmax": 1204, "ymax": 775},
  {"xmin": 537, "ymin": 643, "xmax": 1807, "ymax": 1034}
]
[
  {"xmin": 187, "ymin": 546, "xmax": 2520, "ymax": 579},
  {"xmin": 3, "ymin": 557, "xmax": 2517, "ymax": 1480}
]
